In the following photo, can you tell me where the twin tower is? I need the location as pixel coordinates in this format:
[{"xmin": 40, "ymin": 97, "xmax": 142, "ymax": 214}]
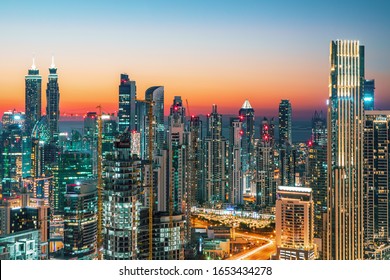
[{"xmin": 25, "ymin": 57, "xmax": 60, "ymax": 138}]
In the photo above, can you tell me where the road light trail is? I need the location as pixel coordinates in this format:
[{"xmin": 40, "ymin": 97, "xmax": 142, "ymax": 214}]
[{"xmin": 227, "ymin": 233, "xmax": 274, "ymax": 260}]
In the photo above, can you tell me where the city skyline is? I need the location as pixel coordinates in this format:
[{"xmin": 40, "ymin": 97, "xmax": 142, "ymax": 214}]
[{"xmin": 1, "ymin": 1, "xmax": 390, "ymax": 118}]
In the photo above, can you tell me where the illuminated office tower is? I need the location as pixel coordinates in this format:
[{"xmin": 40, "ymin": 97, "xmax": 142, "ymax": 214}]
[
  {"xmin": 326, "ymin": 40, "xmax": 364, "ymax": 260},
  {"xmin": 63, "ymin": 181, "xmax": 97, "ymax": 260},
  {"xmin": 274, "ymin": 186, "xmax": 315, "ymax": 260},
  {"xmin": 103, "ymin": 132, "xmax": 143, "ymax": 260},
  {"xmin": 25, "ymin": 59, "xmax": 42, "ymax": 136},
  {"xmin": 83, "ymin": 112, "xmax": 97, "ymax": 175},
  {"xmin": 256, "ymin": 117, "xmax": 276, "ymax": 209},
  {"xmin": 363, "ymin": 79, "xmax": 375, "ymax": 111},
  {"xmin": 229, "ymin": 117, "xmax": 243, "ymax": 205},
  {"xmin": 239, "ymin": 100, "xmax": 255, "ymax": 178},
  {"xmin": 364, "ymin": 111, "xmax": 390, "ymax": 255},
  {"xmin": 52, "ymin": 151, "xmax": 93, "ymax": 215},
  {"xmin": 189, "ymin": 116, "xmax": 204, "ymax": 205},
  {"xmin": 118, "ymin": 74, "xmax": 137, "ymax": 132},
  {"xmin": 0, "ymin": 124, "xmax": 23, "ymax": 197},
  {"xmin": 205, "ymin": 105, "xmax": 228, "ymax": 206},
  {"xmin": 145, "ymin": 86, "xmax": 165, "ymax": 155},
  {"xmin": 167, "ymin": 96, "xmax": 187, "ymax": 213},
  {"xmin": 307, "ymin": 111, "xmax": 327, "ymax": 259},
  {"xmin": 101, "ymin": 114, "xmax": 118, "ymax": 159},
  {"xmin": 46, "ymin": 57, "xmax": 60, "ymax": 137},
  {"xmin": 278, "ymin": 100, "xmax": 292, "ymax": 146}
]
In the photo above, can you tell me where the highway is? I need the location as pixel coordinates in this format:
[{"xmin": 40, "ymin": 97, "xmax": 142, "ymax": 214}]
[{"xmin": 193, "ymin": 217, "xmax": 276, "ymax": 260}]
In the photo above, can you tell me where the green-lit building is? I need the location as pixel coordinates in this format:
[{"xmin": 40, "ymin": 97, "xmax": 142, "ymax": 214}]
[
  {"xmin": 52, "ymin": 151, "xmax": 93, "ymax": 215},
  {"xmin": 63, "ymin": 180, "xmax": 97, "ymax": 260}
]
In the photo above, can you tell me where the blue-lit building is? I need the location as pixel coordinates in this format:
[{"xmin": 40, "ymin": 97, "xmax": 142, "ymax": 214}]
[
  {"xmin": 363, "ymin": 79, "xmax": 375, "ymax": 111},
  {"xmin": 118, "ymin": 74, "xmax": 137, "ymax": 133}
]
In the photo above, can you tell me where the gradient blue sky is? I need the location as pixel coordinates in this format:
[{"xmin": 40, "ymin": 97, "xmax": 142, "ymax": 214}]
[{"xmin": 0, "ymin": 0, "xmax": 389, "ymax": 119}]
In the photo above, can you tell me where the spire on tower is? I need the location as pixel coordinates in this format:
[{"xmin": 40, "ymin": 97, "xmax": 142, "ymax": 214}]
[
  {"xmin": 241, "ymin": 99, "xmax": 252, "ymax": 109},
  {"xmin": 50, "ymin": 55, "xmax": 56, "ymax": 68},
  {"xmin": 31, "ymin": 57, "xmax": 37, "ymax": 70}
]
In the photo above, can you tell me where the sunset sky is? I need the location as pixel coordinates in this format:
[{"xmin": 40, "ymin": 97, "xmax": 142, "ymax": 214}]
[{"xmin": 0, "ymin": 0, "xmax": 389, "ymax": 119}]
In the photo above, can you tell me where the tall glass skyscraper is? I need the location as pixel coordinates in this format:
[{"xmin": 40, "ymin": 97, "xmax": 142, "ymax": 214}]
[
  {"xmin": 326, "ymin": 40, "xmax": 364, "ymax": 260},
  {"xmin": 25, "ymin": 59, "xmax": 42, "ymax": 136},
  {"xmin": 278, "ymin": 99, "xmax": 292, "ymax": 146},
  {"xmin": 239, "ymin": 100, "xmax": 254, "ymax": 173},
  {"xmin": 363, "ymin": 111, "xmax": 390, "ymax": 254},
  {"xmin": 145, "ymin": 86, "xmax": 164, "ymax": 156},
  {"xmin": 205, "ymin": 105, "xmax": 228, "ymax": 205},
  {"xmin": 46, "ymin": 57, "xmax": 60, "ymax": 137},
  {"xmin": 118, "ymin": 74, "xmax": 136, "ymax": 133}
]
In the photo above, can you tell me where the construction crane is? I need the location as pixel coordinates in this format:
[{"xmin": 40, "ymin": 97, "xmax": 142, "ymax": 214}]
[
  {"xmin": 136, "ymin": 98, "xmax": 155, "ymax": 260},
  {"xmin": 96, "ymin": 105, "xmax": 103, "ymax": 260}
]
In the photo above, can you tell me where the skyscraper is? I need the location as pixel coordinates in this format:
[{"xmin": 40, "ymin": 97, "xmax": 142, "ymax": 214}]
[
  {"xmin": 256, "ymin": 117, "xmax": 276, "ymax": 209},
  {"xmin": 363, "ymin": 111, "xmax": 390, "ymax": 255},
  {"xmin": 46, "ymin": 57, "xmax": 60, "ymax": 137},
  {"xmin": 52, "ymin": 151, "xmax": 93, "ymax": 215},
  {"xmin": 278, "ymin": 100, "xmax": 292, "ymax": 146},
  {"xmin": 229, "ymin": 117, "xmax": 243, "ymax": 205},
  {"xmin": 239, "ymin": 100, "xmax": 254, "ymax": 171},
  {"xmin": 307, "ymin": 111, "xmax": 327, "ymax": 259},
  {"xmin": 145, "ymin": 86, "xmax": 165, "ymax": 156},
  {"xmin": 25, "ymin": 59, "xmax": 42, "ymax": 136},
  {"xmin": 103, "ymin": 132, "xmax": 143, "ymax": 260},
  {"xmin": 118, "ymin": 74, "xmax": 136, "ymax": 133},
  {"xmin": 326, "ymin": 40, "xmax": 364, "ymax": 260},
  {"xmin": 64, "ymin": 180, "xmax": 97, "ymax": 260},
  {"xmin": 167, "ymin": 96, "xmax": 186, "ymax": 214},
  {"xmin": 274, "ymin": 186, "xmax": 315, "ymax": 260},
  {"xmin": 189, "ymin": 116, "xmax": 204, "ymax": 205},
  {"xmin": 205, "ymin": 105, "xmax": 228, "ymax": 206}
]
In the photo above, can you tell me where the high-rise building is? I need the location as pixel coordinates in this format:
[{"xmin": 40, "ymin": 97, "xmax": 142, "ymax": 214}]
[
  {"xmin": 63, "ymin": 180, "xmax": 97, "ymax": 260},
  {"xmin": 307, "ymin": 111, "xmax": 327, "ymax": 259},
  {"xmin": 239, "ymin": 100, "xmax": 255, "ymax": 173},
  {"xmin": 118, "ymin": 74, "xmax": 136, "ymax": 133},
  {"xmin": 274, "ymin": 186, "xmax": 315, "ymax": 260},
  {"xmin": 167, "ymin": 96, "xmax": 187, "ymax": 214},
  {"xmin": 229, "ymin": 117, "xmax": 243, "ymax": 205},
  {"xmin": 25, "ymin": 59, "xmax": 42, "ymax": 136},
  {"xmin": 278, "ymin": 100, "xmax": 292, "ymax": 146},
  {"xmin": 364, "ymin": 111, "xmax": 390, "ymax": 257},
  {"xmin": 363, "ymin": 79, "xmax": 375, "ymax": 111},
  {"xmin": 52, "ymin": 151, "xmax": 93, "ymax": 215},
  {"xmin": 83, "ymin": 112, "xmax": 98, "ymax": 175},
  {"xmin": 103, "ymin": 132, "xmax": 144, "ymax": 260},
  {"xmin": 256, "ymin": 117, "xmax": 276, "ymax": 209},
  {"xmin": 0, "ymin": 124, "xmax": 23, "ymax": 197},
  {"xmin": 46, "ymin": 57, "xmax": 60, "ymax": 137},
  {"xmin": 311, "ymin": 111, "xmax": 327, "ymax": 146},
  {"xmin": 205, "ymin": 105, "xmax": 228, "ymax": 206},
  {"xmin": 326, "ymin": 40, "xmax": 364, "ymax": 260},
  {"xmin": 145, "ymin": 86, "xmax": 165, "ymax": 156},
  {"xmin": 189, "ymin": 116, "xmax": 204, "ymax": 205}
]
